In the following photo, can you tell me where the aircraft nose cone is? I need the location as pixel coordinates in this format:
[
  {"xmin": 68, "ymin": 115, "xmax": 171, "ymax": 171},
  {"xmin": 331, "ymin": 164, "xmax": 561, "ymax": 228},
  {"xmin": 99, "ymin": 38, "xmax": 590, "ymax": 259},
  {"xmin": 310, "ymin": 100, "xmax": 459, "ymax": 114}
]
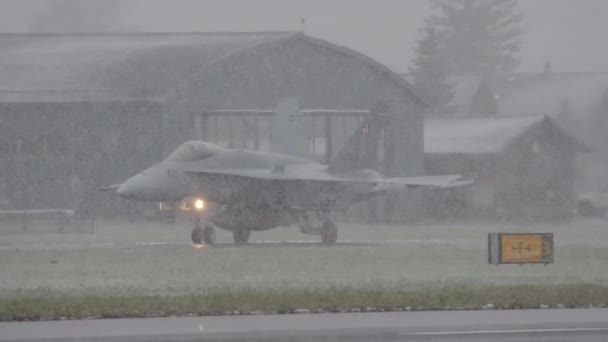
[
  {"xmin": 115, "ymin": 183, "xmax": 130, "ymax": 198},
  {"xmin": 116, "ymin": 176, "xmax": 142, "ymax": 199}
]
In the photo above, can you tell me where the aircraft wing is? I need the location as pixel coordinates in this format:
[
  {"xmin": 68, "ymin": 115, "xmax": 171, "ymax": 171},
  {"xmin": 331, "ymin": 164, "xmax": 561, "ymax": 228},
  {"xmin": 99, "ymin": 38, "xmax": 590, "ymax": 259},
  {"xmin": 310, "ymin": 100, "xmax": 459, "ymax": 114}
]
[{"xmin": 179, "ymin": 163, "xmax": 471, "ymax": 189}]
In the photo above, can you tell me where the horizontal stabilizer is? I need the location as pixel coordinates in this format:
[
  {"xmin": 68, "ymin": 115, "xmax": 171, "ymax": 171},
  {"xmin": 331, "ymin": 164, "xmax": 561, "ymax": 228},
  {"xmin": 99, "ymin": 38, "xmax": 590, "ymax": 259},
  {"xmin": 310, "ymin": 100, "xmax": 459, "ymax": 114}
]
[{"xmin": 380, "ymin": 175, "xmax": 473, "ymax": 188}]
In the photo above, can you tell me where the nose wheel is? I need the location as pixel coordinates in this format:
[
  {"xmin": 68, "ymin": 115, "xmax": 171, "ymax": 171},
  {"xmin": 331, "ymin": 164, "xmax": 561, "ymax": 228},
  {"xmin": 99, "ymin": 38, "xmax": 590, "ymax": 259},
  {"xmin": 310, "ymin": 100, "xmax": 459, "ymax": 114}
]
[{"xmin": 192, "ymin": 225, "xmax": 216, "ymax": 245}]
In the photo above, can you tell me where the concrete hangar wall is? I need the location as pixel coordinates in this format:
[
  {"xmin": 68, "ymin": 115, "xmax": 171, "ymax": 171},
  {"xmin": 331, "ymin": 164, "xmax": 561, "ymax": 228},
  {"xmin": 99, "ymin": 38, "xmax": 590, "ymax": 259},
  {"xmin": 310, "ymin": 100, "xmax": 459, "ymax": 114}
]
[{"xmin": 0, "ymin": 32, "xmax": 425, "ymax": 219}]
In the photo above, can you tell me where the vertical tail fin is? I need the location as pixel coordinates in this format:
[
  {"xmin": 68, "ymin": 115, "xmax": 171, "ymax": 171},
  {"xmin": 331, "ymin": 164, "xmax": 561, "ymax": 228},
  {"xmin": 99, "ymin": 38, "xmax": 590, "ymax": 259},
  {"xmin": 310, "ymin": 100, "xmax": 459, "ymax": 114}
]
[
  {"xmin": 328, "ymin": 112, "xmax": 386, "ymax": 172},
  {"xmin": 270, "ymin": 98, "xmax": 309, "ymax": 157}
]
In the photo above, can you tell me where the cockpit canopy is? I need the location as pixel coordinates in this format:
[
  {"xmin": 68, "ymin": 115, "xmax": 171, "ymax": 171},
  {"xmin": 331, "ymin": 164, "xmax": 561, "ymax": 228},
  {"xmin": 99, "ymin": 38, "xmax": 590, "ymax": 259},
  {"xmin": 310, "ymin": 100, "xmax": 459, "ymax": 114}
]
[{"xmin": 166, "ymin": 141, "xmax": 223, "ymax": 162}]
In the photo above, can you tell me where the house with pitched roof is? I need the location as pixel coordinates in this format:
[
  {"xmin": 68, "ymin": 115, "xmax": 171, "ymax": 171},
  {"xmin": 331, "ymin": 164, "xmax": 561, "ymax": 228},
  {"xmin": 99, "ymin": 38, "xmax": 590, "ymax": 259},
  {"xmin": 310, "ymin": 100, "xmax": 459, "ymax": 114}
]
[{"xmin": 425, "ymin": 115, "xmax": 589, "ymax": 220}]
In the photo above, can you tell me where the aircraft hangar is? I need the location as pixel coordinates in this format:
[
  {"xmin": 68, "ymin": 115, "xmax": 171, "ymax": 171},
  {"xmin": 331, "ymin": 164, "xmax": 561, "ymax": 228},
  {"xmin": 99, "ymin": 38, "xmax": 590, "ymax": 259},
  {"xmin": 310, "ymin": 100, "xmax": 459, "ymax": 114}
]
[{"xmin": 0, "ymin": 31, "xmax": 425, "ymax": 220}]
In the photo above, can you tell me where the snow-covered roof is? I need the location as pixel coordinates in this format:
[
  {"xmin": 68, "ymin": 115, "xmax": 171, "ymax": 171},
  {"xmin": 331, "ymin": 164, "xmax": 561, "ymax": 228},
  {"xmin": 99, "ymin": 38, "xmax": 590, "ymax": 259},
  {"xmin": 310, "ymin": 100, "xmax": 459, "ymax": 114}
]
[
  {"xmin": 425, "ymin": 115, "xmax": 545, "ymax": 154},
  {"xmin": 0, "ymin": 32, "xmax": 293, "ymax": 102}
]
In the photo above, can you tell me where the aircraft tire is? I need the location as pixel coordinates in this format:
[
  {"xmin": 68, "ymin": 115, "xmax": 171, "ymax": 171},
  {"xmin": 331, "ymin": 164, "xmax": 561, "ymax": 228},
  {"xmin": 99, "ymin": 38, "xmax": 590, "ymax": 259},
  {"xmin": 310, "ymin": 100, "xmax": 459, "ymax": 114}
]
[
  {"xmin": 203, "ymin": 226, "xmax": 216, "ymax": 245},
  {"xmin": 191, "ymin": 226, "xmax": 204, "ymax": 244},
  {"xmin": 320, "ymin": 220, "xmax": 338, "ymax": 245},
  {"xmin": 233, "ymin": 229, "xmax": 250, "ymax": 245}
]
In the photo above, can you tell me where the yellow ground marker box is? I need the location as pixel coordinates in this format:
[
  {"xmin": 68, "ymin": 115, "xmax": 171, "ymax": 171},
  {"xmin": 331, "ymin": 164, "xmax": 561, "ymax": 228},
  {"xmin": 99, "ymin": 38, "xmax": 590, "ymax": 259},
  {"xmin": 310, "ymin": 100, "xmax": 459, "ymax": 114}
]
[{"xmin": 488, "ymin": 233, "xmax": 554, "ymax": 265}]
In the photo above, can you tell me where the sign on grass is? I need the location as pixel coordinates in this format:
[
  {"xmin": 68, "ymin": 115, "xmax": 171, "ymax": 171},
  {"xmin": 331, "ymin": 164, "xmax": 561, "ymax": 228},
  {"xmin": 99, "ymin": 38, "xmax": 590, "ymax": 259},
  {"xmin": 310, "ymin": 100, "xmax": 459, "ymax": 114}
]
[{"xmin": 488, "ymin": 233, "xmax": 554, "ymax": 265}]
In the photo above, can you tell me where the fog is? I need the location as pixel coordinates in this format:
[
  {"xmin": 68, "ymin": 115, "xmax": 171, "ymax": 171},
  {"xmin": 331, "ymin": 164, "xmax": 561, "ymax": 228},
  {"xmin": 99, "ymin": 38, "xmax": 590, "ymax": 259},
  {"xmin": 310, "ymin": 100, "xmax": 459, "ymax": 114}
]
[
  {"xmin": 0, "ymin": 0, "xmax": 606, "ymax": 226},
  {"xmin": 1, "ymin": 0, "xmax": 607, "ymax": 72},
  {"xmin": 2, "ymin": 0, "xmax": 608, "ymax": 327},
  {"xmin": 0, "ymin": 0, "xmax": 606, "ymax": 228}
]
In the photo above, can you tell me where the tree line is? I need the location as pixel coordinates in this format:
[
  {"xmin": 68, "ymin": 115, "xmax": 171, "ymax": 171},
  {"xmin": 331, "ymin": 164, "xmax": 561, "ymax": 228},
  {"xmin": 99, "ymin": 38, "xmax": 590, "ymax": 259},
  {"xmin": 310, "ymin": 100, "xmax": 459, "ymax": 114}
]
[{"xmin": 409, "ymin": 0, "xmax": 522, "ymax": 115}]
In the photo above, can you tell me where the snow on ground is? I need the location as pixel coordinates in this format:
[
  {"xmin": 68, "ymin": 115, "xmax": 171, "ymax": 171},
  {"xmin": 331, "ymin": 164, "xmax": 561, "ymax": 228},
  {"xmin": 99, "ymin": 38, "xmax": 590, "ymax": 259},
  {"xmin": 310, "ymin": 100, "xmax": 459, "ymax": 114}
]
[{"xmin": 1, "ymin": 218, "xmax": 608, "ymax": 297}]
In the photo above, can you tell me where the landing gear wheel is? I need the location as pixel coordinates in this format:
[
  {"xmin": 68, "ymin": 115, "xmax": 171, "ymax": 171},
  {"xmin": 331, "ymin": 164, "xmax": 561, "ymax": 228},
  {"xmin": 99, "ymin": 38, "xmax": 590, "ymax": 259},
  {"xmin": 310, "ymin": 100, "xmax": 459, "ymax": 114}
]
[
  {"xmin": 203, "ymin": 226, "xmax": 216, "ymax": 245},
  {"xmin": 233, "ymin": 229, "xmax": 251, "ymax": 245},
  {"xmin": 191, "ymin": 226, "xmax": 203, "ymax": 244},
  {"xmin": 321, "ymin": 220, "xmax": 338, "ymax": 245},
  {"xmin": 192, "ymin": 225, "xmax": 216, "ymax": 245}
]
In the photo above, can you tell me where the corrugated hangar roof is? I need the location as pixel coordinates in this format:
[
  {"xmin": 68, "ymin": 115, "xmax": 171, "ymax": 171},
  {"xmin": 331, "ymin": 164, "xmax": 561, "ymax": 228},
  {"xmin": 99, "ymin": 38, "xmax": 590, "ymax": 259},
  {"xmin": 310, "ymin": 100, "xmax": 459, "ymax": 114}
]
[
  {"xmin": 0, "ymin": 32, "xmax": 293, "ymax": 102},
  {"xmin": 425, "ymin": 116, "xmax": 546, "ymax": 154}
]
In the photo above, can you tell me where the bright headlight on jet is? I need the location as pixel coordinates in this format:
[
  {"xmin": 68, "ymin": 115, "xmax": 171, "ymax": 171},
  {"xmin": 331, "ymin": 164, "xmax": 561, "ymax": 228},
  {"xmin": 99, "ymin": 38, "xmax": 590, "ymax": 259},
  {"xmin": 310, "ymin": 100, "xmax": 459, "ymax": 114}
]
[{"xmin": 194, "ymin": 198, "xmax": 205, "ymax": 211}]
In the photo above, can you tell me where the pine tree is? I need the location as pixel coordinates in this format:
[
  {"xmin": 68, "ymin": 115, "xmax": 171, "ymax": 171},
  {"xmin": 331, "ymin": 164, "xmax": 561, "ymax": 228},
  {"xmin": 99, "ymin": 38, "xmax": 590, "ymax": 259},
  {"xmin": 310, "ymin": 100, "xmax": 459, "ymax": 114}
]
[
  {"xmin": 470, "ymin": 81, "xmax": 498, "ymax": 116},
  {"xmin": 409, "ymin": 24, "xmax": 454, "ymax": 116},
  {"xmin": 429, "ymin": 0, "xmax": 523, "ymax": 79}
]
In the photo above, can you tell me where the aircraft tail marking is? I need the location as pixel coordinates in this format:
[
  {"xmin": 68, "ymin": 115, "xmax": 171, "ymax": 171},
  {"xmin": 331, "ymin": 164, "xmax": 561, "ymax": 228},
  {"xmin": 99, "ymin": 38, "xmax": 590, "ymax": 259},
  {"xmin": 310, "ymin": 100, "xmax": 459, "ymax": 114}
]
[{"xmin": 328, "ymin": 113, "xmax": 385, "ymax": 172}]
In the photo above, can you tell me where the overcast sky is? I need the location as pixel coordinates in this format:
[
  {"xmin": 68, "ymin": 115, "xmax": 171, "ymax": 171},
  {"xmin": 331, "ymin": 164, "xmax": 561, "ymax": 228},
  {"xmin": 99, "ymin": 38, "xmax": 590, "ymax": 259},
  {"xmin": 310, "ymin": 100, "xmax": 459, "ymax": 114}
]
[{"xmin": 1, "ymin": 0, "xmax": 607, "ymax": 73}]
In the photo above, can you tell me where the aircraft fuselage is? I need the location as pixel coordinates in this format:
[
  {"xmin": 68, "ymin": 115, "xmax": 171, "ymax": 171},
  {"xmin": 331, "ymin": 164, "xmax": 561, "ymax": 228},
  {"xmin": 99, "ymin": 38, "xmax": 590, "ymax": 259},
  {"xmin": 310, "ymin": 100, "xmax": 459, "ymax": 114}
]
[{"xmin": 116, "ymin": 145, "xmax": 375, "ymax": 234}]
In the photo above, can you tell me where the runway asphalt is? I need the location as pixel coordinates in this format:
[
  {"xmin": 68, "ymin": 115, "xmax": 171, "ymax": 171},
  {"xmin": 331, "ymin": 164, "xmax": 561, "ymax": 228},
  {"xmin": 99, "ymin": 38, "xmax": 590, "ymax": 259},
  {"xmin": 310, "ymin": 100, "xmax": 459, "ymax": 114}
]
[{"xmin": 1, "ymin": 309, "xmax": 607, "ymax": 341}]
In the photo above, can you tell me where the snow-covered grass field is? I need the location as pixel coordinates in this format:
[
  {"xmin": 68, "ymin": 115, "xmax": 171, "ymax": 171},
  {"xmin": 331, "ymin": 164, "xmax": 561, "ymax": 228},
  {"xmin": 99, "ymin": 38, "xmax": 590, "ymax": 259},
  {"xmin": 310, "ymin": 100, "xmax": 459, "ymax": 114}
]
[
  {"xmin": 1, "ymin": 218, "xmax": 608, "ymax": 319},
  {"xmin": 2, "ymin": 218, "xmax": 608, "ymax": 294}
]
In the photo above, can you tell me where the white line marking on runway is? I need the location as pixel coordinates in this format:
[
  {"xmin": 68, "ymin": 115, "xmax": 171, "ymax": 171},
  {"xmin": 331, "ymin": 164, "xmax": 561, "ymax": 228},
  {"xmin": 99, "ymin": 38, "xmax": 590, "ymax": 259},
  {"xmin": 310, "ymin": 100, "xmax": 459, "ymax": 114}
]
[
  {"xmin": 134, "ymin": 242, "xmax": 177, "ymax": 246},
  {"xmin": 404, "ymin": 328, "xmax": 608, "ymax": 336}
]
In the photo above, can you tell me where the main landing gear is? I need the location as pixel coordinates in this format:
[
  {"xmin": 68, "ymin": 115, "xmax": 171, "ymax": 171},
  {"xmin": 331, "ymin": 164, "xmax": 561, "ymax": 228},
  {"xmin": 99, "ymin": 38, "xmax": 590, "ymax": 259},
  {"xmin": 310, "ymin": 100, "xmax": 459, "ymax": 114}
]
[
  {"xmin": 191, "ymin": 218, "xmax": 252, "ymax": 246},
  {"xmin": 233, "ymin": 229, "xmax": 251, "ymax": 245},
  {"xmin": 298, "ymin": 212, "xmax": 338, "ymax": 245},
  {"xmin": 320, "ymin": 220, "xmax": 338, "ymax": 245}
]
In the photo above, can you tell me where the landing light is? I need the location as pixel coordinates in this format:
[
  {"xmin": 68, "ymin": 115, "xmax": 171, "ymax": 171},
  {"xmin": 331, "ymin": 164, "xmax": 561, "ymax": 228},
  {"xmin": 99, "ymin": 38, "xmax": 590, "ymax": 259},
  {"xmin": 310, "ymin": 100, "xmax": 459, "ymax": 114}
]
[
  {"xmin": 193, "ymin": 243, "xmax": 205, "ymax": 249},
  {"xmin": 194, "ymin": 199, "xmax": 205, "ymax": 211}
]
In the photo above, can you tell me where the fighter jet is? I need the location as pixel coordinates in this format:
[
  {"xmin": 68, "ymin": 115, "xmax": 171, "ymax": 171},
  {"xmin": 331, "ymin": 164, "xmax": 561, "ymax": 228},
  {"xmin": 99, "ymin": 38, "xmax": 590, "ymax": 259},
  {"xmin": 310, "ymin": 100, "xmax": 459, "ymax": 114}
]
[{"xmin": 103, "ymin": 114, "xmax": 470, "ymax": 245}]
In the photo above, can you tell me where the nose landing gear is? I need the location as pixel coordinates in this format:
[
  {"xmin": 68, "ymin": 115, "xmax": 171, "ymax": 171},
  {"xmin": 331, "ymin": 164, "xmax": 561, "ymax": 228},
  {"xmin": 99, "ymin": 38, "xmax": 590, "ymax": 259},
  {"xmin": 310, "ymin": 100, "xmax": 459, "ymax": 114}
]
[
  {"xmin": 320, "ymin": 220, "xmax": 338, "ymax": 245},
  {"xmin": 192, "ymin": 212, "xmax": 216, "ymax": 245},
  {"xmin": 191, "ymin": 225, "xmax": 216, "ymax": 245}
]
